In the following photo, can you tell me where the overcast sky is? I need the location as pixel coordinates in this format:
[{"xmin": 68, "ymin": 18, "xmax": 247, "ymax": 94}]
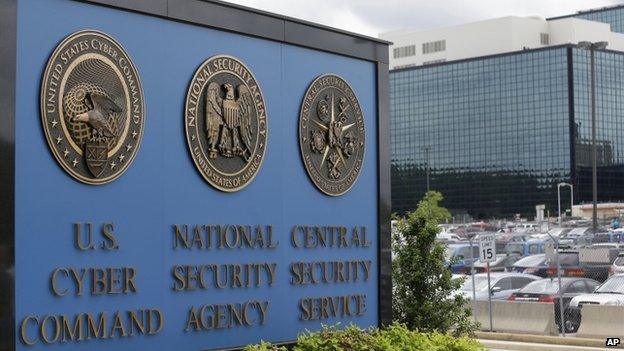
[{"xmin": 223, "ymin": 0, "xmax": 624, "ymax": 37}]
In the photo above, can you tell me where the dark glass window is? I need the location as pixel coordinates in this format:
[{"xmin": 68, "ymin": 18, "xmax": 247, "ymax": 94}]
[
  {"xmin": 390, "ymin": 47, "xmax": 571, "ymax": 218},
  {"xmin": 391, "ymin": 44, "xmax": 624, "ymax": 219},
  {"xmin": 494, "ymin": 277, "xmax": 513, "ymax": 290},
  {"xmin": 574, "ymin": 7, "xmax": 624, "ymax": 34},
  {"xmin": 571, "ymin": 49, "xmax": 624, "ymax": 205}
]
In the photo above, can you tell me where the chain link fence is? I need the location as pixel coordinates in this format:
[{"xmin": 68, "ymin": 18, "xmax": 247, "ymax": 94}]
[{"xmin": 444, "ymin": 223, "xmax": 624, "ymax": 339}]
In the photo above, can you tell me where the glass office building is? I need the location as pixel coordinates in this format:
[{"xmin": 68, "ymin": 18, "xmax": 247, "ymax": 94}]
[
  {"xmin": 551, "ymin": 5, "xmax": 624, "ymax": 34},
  {"xmin": 390, "ymin": 46, "xmax": 624, "ymax": 218}
]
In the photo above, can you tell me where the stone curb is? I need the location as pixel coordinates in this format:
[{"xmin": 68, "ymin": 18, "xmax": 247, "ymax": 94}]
[
  {"xmin": 475, "ymin": 331, "xmax": 621, "ymax": 349},
  {"xmin": 479, "ymin": 339, "xmax": 606, "ymax": 351}
]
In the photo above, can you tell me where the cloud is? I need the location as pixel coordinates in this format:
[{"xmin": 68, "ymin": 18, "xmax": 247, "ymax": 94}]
[{"xmin": 223, "ymin": 0, "xmax": 624, "ymax": 37}]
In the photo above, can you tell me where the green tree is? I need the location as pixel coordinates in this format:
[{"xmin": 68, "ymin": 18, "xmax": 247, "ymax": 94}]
[{"xmin": 392, "ymin": 191, "xmax": 477, "ymax": 335}]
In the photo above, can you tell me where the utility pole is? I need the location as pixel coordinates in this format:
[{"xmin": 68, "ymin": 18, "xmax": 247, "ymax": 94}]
[{"xmin": 578, "ymin": 41, "xmax": 608, "ymax": 231}]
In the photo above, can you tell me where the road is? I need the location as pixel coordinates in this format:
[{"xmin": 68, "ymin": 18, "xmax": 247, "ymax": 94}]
[{"xmin": 481, "ymin": 339, "xmax": 608, "ymax": 351}]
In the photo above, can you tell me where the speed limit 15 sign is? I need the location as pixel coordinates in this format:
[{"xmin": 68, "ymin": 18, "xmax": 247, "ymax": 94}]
[{"xmin": 478, "ymin": 234, "xmax": 497, "ymax": 263}]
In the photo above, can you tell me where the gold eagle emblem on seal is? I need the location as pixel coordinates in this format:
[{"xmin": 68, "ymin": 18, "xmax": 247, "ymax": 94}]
[
  {"xmin": 185, "ymin": 55, "xmax": 268, "ymax": 192},
  {"xmin": 40, "ymin": 30, "xmax": 145, "ymax": 184}
]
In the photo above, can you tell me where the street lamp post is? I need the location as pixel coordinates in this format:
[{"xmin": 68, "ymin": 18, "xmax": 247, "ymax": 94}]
[
  {"xmin": 578, "ymin": 41, "xmax": 608, "ymax": 231},
  {"xmin": 424, "ymin": 146, "xmax": 430, "ymax": 192},
  {"xmin": 468, "ymin": 236, "xmax": 477, "ymax": 322},
  {"xmin": 546, "ymin": 231, "xmax": 565, "ymax": 336},
  {"xmin": 555, "ymin": 182, "xmax": 573, "ymax": 335}
]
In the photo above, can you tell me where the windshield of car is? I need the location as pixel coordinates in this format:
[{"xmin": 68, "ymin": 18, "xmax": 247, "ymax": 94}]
[
  {"xmin": 514, "ymin": 255, "xmax": 546, "ymax": 267},
  {"xmin": 548, "ymin": 228, "xmax": 562, "ymax": 236},
  {"xmin": 460, "ymin": 276, "xmax": 490, "ymax": 292},
  {"xmin": 596, "ymin": 276, "xmax": 624, "ymax": 294},
  {"xmin": 548, "ymin": 228, "xmax": 570, "ymax": 237},
  {"xmin": 615, "ymin": 256, "xmax": 624, "ymax": 266},
  {"xmin": 568, "ymin": 228, "xmax": 588, "ymax": 236},
  {"xmin": 519, "ymin": 279, "xmax": 561, "ymax": 294},
  {"xmin": 506, "ymin": 243, "xmax": 524, "ymax": 254}
]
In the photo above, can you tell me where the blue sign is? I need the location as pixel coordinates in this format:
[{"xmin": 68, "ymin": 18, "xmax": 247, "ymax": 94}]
[{"xmin": 2, "ymin": 0, "xmax": 391, "ymax": 350}]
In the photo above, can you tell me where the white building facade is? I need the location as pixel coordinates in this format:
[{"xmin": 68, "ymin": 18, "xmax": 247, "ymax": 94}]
[{"xmin": 381, "ymin": 14, "xmax": 624, "ymax": 70}]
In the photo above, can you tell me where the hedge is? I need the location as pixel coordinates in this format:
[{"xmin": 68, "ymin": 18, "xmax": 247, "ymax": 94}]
[{"xmin": 244, "ymin": 324, "xmax": 485, "ymax": 351}]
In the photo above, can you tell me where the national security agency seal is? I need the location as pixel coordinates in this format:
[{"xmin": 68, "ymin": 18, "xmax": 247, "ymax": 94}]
[
  {"xmin": 40, "ymin": 30, "xmax": 145, "ymax": 185},
  {"xmin": 185, "ymin": 55, "xmax": 268, "ymax": 192},
  {"xmin": 299, "ymin": 74, "xmax": 365, "ymax": 196}
]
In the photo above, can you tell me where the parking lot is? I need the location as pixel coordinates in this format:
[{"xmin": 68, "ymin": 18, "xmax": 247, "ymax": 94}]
[{"xmin": 440, "ymin": 219, "xmax": 624, "ymax": 339}]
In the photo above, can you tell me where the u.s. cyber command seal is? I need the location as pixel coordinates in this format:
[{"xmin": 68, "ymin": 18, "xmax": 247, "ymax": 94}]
[
  {"xmin": 185, "ymin": 55, "xmax": 268, "ymax": 192},
  {"xmin": 299, "ymin": 74, "xmax": 365, "ymax": 196},
  {"xmin": 41, "ymin": 30, "xmax": 145, "ymax": 185}
]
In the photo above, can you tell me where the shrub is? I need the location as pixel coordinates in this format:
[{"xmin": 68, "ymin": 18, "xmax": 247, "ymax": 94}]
[
  {"xmin": 243, "ymin": 341, "xmax": 287, "ymax": 351},
  {"xmin": 393, "ymin": 191, "xmax": 478, "ymax": 335},
  {"xmin": 377, "ymin": 324, "xmax": 484, "ymax": 351},
  {"xmin": 244, "ymin": 324, "xmax": 485, "ymax": 351},
  {"xmin": 295, "ymin": 324, "xmax": 382, "ymax": 351}
]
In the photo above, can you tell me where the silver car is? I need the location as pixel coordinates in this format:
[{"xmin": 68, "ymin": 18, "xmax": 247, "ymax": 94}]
[
  {"xmin": 457, "ymin": 272, "xmax": 541, "ymax": 301},
  {"xmin": 610, "ymin": 253, "xmax": 624, "ymax": 277}
]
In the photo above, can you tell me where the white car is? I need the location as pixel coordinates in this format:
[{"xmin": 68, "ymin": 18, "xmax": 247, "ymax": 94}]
[
  {"xmin": 610, "ymin": 254, "xmax": 624, "ymax": 276},
  {"xmin": 566, "ymin": 274, "xmax": 624, "ymax": 332},
  {"xmin": 569, "ymin": 274, "xmax": 624, "ymax": 307},
  {"xmin": 455, "ymin": 272, "xmax": 540, "ymax": 301},
  {"xmin": 548, "ymin": 227, "xmax": 572, "ymax": 238},
  {"xmin": 566, "ymin": 227, "xmax": 591, "ymax": 238},
  {"xmin": 437, "ymin": 232, "xmax": 462, "ymax": 242}
]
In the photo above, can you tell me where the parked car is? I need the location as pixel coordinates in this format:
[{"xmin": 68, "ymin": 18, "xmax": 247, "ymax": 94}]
[
  {"xmin": 558, "ymin": 235, "xmax": 593, "ymax": 249},
  {"xmin": 610, "ymin": 253, "xmax": 624, "ymax": 276},
  {"xmin": 437, "ymin": 232, "xmax": 463, "ymax": 242},
  {"xmin": 508, "ymin": 277, "xmax": 600, "ymax": 332},
  {"xmin": 568, "ymin": 247, "xmax": 621, "ymax": 282},
  {"xmin": 548, "ymin": 227, "xmax": 572, "ymax": 238},
  {"xmin": 544, "ymin": 250, "xmax": 583, "ymax": 278},
  {"xmin": 566, "ymin": 227, "xmax": 594, "ymax": 238},
  {"xmin": 528, "ymin": 249, "xmax": 612, "ymax": 282},
  {"xmin": 531, "ymin": 228, "xmax": 572, "ymax": 242},
  {"xmin": 591, "ymin": 242, "xmax": 624, "ymax": 249},
  {"xmin": 592, "ymin": 232, "xmax": 624, "ymax": 245},
  {"xmin": 567, "ymin": 274, "xmax": 624, "ymax": 332},
  {"xmin": 473, "ymin": 254, "xmax": 520, "ymax": 273},
  {"xmin": 512, "ymin": 223, "xmax": 540, "ymax": 234},
  {"xmin": 495, "ymin": 233, "xmax": 528, "ymax": 253},
  {"xmin": 512, "ymin": 254, "xmax": 548, "ymax": 276},
  {"xmin": 445, "ymin": 243, "xmax": 479, "ymax": 274},
  {"xmin": 511, "ymin": 252, "xmax": 580, "ymax": 278},
  {"xmin": 456, "ymin": 272, "xmax": 540, "ymax": 301},
  {"xmin": 505, "ymin": 239, "xmax": 546, "ymax": 256}
]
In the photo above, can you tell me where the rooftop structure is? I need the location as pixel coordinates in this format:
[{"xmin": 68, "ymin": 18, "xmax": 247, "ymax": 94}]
[{"xmin": 381, "ymin": 13, "xmax": 624, "ymax": 69}]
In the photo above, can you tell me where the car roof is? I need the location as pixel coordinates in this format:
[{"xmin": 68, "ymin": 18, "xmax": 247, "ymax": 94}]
[
  {"xmin": 520, "ymin": 277, "xmax": 598, "ymax": 289},
  {"xmin": 447, "ymin": 243, "xmax": 471, "ymax": 248},
  {"xmin": 517, "ymin": 253, "xmax": 545, "ymax": 258},
  {"xmin": 530, "ymin": 277, "xmax": 584, "ymax": 283},
  {"xmin": 474, "ymin": 272, "xmax": 539, "ymax": 278}
]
